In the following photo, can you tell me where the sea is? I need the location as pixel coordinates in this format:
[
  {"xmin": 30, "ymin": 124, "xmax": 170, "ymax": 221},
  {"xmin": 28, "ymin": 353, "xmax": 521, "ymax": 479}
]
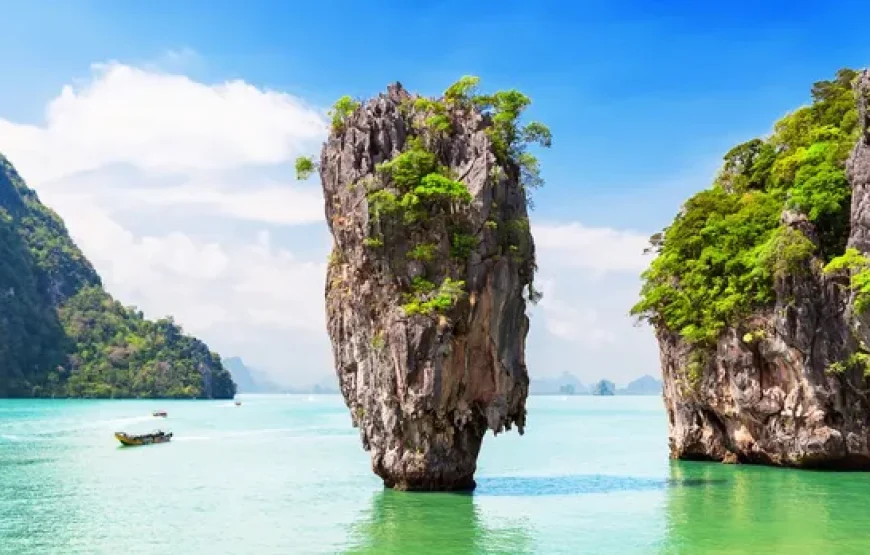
[{"xmin": 1, "ymin": 394, "xmax": 869, "ymax": 554}]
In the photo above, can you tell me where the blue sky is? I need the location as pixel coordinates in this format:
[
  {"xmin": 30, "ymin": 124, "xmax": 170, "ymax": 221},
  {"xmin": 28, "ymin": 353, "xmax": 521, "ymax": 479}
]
[
  {"xmin": 4, "ymin": 0, "xmax": 870, "ymax": 229},
  {"xmin": 0, "ymin": 1, "xmax": 868, "ymax": 386}
]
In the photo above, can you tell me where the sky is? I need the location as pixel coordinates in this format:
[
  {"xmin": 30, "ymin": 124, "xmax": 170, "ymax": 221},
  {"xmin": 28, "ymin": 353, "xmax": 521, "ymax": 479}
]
[{"xmin": 1, "ymin": 0, "xmax": 870, "ymax": 388}]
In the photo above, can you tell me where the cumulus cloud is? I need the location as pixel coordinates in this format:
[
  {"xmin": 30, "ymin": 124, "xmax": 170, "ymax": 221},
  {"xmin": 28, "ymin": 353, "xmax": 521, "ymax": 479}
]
[
  {"xmin": 533, "ymin": 221, "xmax": 650, "ymax": 274},
  {"xmin": 0, "ymin": 62, "xmax": 327, "ymax": 184}
]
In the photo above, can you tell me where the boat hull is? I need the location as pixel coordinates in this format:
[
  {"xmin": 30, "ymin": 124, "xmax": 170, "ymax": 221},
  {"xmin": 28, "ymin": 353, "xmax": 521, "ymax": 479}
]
[{"xmin": 115, "ymin": 432, "xmax": 172, "ymax": 446}]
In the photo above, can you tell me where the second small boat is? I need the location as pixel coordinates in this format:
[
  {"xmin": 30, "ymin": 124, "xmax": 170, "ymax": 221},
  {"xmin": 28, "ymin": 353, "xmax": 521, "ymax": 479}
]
[{"xmin": 152, "ymin": 410, "xmax": 167, "ymax": 418}]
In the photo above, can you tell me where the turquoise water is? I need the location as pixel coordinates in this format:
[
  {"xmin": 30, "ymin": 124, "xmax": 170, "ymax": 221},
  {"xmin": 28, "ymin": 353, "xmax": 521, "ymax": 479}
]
[{"xmin": 1, "ymin": 395, "xmax": 869, "ymax": 554}]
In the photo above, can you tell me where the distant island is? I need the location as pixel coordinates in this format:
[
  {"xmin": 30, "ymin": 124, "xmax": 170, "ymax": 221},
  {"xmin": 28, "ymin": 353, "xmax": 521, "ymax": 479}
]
[
  {"xmin": 224, "ymin": 357, "xmax": 338, "ymax": 394},
  {"xmin": 530, "ymin": 372, "xmax": 662, "ymax": 396},
  {"xmin": 223, "ymin": 359, "xmax": 661, "ymax": 397},
  {"xmin": 0, "ymin": 154, "xmax": 235, "ymax": 399}
]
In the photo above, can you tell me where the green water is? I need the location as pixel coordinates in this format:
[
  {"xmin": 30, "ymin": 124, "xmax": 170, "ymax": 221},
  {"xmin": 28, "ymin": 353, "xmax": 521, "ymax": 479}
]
[{"xmin": 1, "ymin": 395, "xmax": 868, "ymax": 554}]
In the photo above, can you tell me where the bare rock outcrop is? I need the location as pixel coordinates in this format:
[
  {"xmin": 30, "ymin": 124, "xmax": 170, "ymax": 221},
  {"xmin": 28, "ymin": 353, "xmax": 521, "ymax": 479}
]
[
  {"xmin": 317, "ymin": 83, "xmax": 537, "ymax": 490},
  {"xmin": 659, "ymin": 72, "xmax": 870, "ymax": 468}
]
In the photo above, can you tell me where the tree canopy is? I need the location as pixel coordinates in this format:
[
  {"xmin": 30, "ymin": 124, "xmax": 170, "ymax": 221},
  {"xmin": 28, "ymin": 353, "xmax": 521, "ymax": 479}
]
[{"xmin": 632, "ymin": 68, "xmax": 860, "ymax": 345}]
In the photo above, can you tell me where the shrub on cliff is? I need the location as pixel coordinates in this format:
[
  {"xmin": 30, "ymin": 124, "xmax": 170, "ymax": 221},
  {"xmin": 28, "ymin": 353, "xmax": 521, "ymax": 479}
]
[{"xmin": 632, "ymin": 68, "xmax": 859, "ymax": 344}]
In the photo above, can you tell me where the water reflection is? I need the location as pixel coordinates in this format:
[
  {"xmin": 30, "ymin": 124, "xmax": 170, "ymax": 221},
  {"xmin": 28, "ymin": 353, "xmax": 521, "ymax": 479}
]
[
  {"xmin": 662, "ymin": 461, "xmax": 870, "ymax": 554},
  {"xmin": 345, "ymin": 488, "xmax": 532, "ymax": 554},
  {"xmin": 476, "ymin": 474, "xmax": 668, "ymax": 496}
]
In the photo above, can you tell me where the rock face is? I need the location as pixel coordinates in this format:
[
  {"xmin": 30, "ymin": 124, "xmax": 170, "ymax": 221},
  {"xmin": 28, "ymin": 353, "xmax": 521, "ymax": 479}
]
[
  {"xmin": 660, "ymin": 74, "xmax": 870, "ymax": 468},
  {"xmin": 319, "ymin": 83, "xmax": 534, "ymax": 490}
]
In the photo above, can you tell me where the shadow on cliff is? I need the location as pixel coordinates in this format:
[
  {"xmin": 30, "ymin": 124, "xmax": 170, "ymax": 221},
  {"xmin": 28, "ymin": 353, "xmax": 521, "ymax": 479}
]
[{"xmin": 472, "ymin": 473, "xmax": 728, "ymax": 497}]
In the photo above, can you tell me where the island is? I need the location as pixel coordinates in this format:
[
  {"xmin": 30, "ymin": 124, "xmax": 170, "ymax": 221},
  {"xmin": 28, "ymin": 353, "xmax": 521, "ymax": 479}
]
[
  {"xmin": 298, "ymin": 77, "xmax": 549, "ymax": 490},
  {"xmin": 591, "ymin": 380, "xmax": 616, "ymax": 396},
  {"xmin": 0, "ymin": 154, "xmax": 235, "ymax": 399},
  {"xmin": 633, "ymin": 68, "xmax": 870, "ymax": 468}
]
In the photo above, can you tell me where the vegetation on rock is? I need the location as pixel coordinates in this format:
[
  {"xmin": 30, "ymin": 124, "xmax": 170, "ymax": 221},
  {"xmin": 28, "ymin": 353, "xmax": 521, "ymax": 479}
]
[
  {"xmin": 632, "ymin": 68, "xmax": 859, "ymax": 345},
  {"xmin": 297, "ymin": 76, "xmax": 551, "ymax": 315},
  {"xmin": 823, "ymin": 248, "xmax": 870, "ymax": 313},
  {"xmin": 0, "ymin": 154, "xmax": 235, "ymax": 398},
  {"xmin": 329, "ymin": 95, "xmax": 361, "ymax": 131},
  {"xmin": 295, "ymin": 156, "xmax": 318, "ymax": 180}
]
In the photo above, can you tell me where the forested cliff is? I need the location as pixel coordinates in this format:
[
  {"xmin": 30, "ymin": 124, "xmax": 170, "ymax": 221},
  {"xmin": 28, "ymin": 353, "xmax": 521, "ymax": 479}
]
[
  {"xmin": 633, "ymin": 69, "xmax": 870, "ymax": 467},
  {"xmin": 0, "ymin": 154, "xmax": 235, "ymax": 399}
]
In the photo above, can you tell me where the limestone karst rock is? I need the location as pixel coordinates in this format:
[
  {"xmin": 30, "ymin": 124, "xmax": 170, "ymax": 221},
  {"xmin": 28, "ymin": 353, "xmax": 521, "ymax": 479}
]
[
  {"xmin": 641, "ymin": 69, "xmax": 870, "ymax": 468},
  {"xmin": 311, "ymin": 81, "xmax": 546, "ymax": 490}
]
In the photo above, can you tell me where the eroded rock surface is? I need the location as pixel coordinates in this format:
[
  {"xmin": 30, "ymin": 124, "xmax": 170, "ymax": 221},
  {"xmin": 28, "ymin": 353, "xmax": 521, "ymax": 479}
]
[
  {"xmin": 320, "ymin": 83, "xmax": 534, "ymax": 490},
  {"xmin": 660, "ymin": 73, "xmax": 870, "ymax": 468}
]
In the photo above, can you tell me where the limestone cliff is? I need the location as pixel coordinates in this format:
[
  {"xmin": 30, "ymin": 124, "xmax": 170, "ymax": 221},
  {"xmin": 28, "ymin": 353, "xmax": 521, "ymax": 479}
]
[
  {"xmin": 314, "ymin": 81, "xmax": 545, "ymax": 490},
  {"xmin": 641, "ymin": 69, "xmax": 870, "ymax": 468}
]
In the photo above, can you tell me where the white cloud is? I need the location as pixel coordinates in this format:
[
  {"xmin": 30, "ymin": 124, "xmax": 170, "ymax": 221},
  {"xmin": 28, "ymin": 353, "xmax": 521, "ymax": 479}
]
[
  {"xmin": 533, "ymin": 222, "xmax": 650, "ymax": 274},
  {"xmin": 0, "ymin": 58, "xmax": 331, "ymax": 385},
  {"xmin": 528, "ymin": 221, "xmax": 660, "ymax": 385},
  {"xmin": 0, "ymin": 61, "xmax": 327, "ymax": 184},
  {"xmin": 535, "ymin": 279, "xmax": 616, "ymax": 347},
  {"xmin": 125, "ymin": 182, "xmax": 324, "ymax": 226}
]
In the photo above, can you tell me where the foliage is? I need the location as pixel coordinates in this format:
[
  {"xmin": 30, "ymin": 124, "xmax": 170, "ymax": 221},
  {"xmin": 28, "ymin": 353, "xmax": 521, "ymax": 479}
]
[
  {"xmin": 363, "ymin": 237, "xmax": 384, "ymax": 248},
  {"xmin": 827, "ymin": 351, "xmax": 870, "ymax": 377},
  {"xmin": 369, "ymin": 138, "xmax": 474, "ymax": 231},
  {"xmin": 295, "ymin": 156, "xmax": 318, "ymax": 180},
  {"xmin": 758, "ymin": 226, "xmax": 816, "ymax": 279},
  {"xmin": 407, "ymin": 243, "xmax": 438, "ymax": 262},
  {"xmin": 415, "ymin": 174, "xmax": 472, "ymax": 203},
  {"xmin": 685, "ymin": 351, "xmax": 707, "ymax": 388},
  {"xmin": 450, "ymin": 232, "xmax": 477, "ymax": 259},
  {"xmin": 376, "ymin": 138, "xmax": 440, "ymax": 189},
  {"xmin": 0, "ymin": 154, "xmax": 235, "ymax": 398},
  {"xmin": 329, "ymin": 95, "xmax": 360, "ymax": 131},
  {"xmin": 56, "ymin": 288, "xmax": 235, "ymax": 399},
  {"xmin": 425, "ymin": 114, "xmax": 452, "ymax": 133},
  {"xmin": 471, "ymin": 88, "xmax": 552, "ymax": 198},
  {"xmin": 633, "ymin": 68, "xmax": 860, "ymax": 345},
  {"xmin": 367, "ymin": 189, "xmax": 399, "ymax": 220},
  {"xmin": 402, "ymin": 277, "xmax": 465, "ymax": 316},
  {"xmin": 824, "ymin": 248, "xmax": 870, "ymax": 313},
  {"xmin": 443, "ymin": 76, "xmax": 480, "ymax": 105},
  {"xmin": 742, "ymin": 329, "xmax": 767, "ymax": 344}
]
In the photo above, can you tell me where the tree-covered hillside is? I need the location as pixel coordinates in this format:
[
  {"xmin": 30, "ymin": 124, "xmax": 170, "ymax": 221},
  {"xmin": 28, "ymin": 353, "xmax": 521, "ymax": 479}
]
[
  {"xmin": 632, "ymin": 69, "xmax": 860, "ymax": 346},
  {"xmin": 0, "ymin": 154, "xmax": 235, "ymax": 398}
]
